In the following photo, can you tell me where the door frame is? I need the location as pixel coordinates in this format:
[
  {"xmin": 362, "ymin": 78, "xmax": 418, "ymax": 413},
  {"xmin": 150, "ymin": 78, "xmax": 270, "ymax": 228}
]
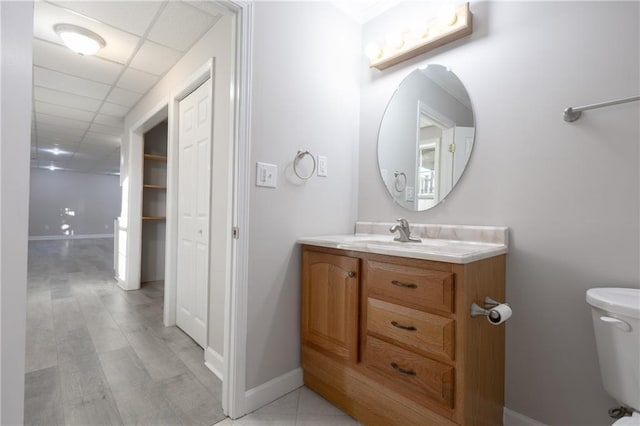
[
  {"xmin": 123, "ymin": 101, "xmax": 168, "ymax": 291},
  {"xmin": 124, "ymin": 0, "xmax": 254, "ymax": 418},
  {"xmin": 223, "ymin": 0, "xmax": 253, "ymax": 418},
  {"xmin": 161, "ymin": 1, "xmax": 254, "ymax": 418}
]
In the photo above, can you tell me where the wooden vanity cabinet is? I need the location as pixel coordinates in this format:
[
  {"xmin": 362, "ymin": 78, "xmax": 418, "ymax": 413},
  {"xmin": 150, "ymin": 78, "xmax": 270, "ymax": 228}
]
[
  {"xmin": 301, "ymin": 250, "xmax": 360, "ymax": 363},
  {"xmin": 301, "ymin": 245, "xmax": 506, "ymax": 426}
]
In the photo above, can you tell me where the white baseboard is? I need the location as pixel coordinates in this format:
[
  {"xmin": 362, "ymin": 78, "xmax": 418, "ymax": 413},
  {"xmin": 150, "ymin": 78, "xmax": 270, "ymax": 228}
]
[
  {"xmin": 29, "ymin": 233, "xmax": 113, "ymax": 241},
  {"xmin": 244, "ymin": 368, "xmax": 304, "ymax": 415},
  {"xmin": 205, "ymin": 347, "xmax": 224, "ymax": 381},
  {"xmin": 115, "ymin": 277, "xmax": 127, "ymax": 291},
  {"xmin": 504, "ymin": 407, "xmax": 547, "ymax": 426}
]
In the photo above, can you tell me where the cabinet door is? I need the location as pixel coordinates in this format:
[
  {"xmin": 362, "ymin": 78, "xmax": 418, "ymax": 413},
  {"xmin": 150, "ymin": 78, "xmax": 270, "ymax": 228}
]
[{"xmin": 302, "ymin": 249, "xmax": 359, "ymax": 362}]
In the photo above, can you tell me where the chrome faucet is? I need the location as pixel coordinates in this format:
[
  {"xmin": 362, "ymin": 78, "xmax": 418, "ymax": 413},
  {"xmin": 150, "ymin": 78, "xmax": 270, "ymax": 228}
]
[{"xmin": 389, "ymin": 218, "xmax": 421, "ymax": 243}]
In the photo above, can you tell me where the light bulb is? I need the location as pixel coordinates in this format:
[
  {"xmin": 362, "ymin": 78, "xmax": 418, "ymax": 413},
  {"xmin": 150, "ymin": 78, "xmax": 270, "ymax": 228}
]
[
  {"xmin": 410, "ymin": 20, "xmax": 429, "ymax": 39},
  {"xmin": 364, "ymin": 43, "xmax": 382, "ymax": 61},
  {"xmin": 438, "ymin": 5, "xmax": 458, "ymax": 26},
  {"xmin": 386, "ymin": 32, "xmax": 404, "ymax": 51}
]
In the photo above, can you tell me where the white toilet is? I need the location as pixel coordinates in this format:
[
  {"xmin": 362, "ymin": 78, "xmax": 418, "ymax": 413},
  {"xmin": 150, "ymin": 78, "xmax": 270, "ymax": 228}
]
[{"xmin": 587, "ymin": 287, "xmax": 640, "ymax": 425}]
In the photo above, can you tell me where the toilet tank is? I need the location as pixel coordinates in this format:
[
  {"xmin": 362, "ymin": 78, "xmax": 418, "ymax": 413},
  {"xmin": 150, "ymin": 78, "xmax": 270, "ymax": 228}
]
[{"xmin": 586, "ymin": 288, "xmax": 640, "ymax": 411}]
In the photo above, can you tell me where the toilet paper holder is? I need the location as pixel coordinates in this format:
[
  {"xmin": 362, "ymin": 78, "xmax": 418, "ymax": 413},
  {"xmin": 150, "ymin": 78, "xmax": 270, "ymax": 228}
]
[{"xmin": 471, "ymin": 297, "xmax": 510, "ymax": 321}]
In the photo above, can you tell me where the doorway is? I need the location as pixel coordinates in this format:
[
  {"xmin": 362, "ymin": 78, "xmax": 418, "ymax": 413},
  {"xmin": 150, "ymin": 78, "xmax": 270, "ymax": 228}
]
[{"xmin": 23, "ymin": 0, "xmax": 252, "ymax": 422}]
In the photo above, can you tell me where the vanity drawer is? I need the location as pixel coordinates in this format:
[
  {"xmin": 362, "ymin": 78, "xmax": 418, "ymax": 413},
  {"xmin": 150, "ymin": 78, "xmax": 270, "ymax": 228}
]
[
  {"xmin": 365, "ymin": 260, "xmax": 454, "ymax": 313},
  {"xmin": 364, "ymin": 336, "xmax": 454, "ymax": 409},
  {"xmin": 367, "ymin": 298, "xmax": 454, "ymax": 361}
]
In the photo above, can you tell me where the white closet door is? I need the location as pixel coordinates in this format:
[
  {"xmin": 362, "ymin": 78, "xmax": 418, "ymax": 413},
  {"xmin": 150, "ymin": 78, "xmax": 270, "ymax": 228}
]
[{"xmin": 176, "ymin": 79, "xmax": 212, "ymax": 348}]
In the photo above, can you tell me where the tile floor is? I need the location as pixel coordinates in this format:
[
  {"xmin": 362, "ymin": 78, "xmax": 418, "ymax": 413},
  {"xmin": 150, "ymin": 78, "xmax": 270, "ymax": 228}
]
[
  {"xmin": 219, "ymin": 386, "xmax": 360, "ymax": 426},
  {"xmin": 25, "ymin": 238, "xmax": 358, "ymax": 426}
]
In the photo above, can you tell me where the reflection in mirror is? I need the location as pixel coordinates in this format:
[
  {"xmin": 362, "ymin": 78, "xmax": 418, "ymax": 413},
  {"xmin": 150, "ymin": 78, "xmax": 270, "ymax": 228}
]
[{"xmin": 377, "ymin": 64, "xmax": 475, "ymax": 211}]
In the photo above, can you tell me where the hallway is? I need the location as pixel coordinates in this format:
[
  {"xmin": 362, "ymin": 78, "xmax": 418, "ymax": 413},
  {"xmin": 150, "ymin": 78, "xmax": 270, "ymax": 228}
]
[{"xmin": 24, "ymin": 238, "xmax": 225, "ymax": 425}]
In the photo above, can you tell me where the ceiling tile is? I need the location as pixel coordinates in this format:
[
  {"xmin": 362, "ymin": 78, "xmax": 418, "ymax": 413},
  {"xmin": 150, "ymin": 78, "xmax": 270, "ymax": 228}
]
[
  {"xmin": 147, "ymin": 2, "xmax": 218, "ymax": 52},
  {"xmin": 99, "ymin": 102, "xmax": 130, "ymax": 118},
  {"xmin": 38, "ymin": 149, "xmax": 74, "ymax": 162},
  {"xmin": 89, "ymin": 123, "xmax": 123, "ymax": 137},
  {"xmin": 93, "ymin": 114, "xmax": 124, "ymax": 128},
  {"xmin": 34, "ymin": 67, "xmax": 111, "ymax": 100},
  {"xmin": 36, "ymin": 139, "xmax": 79, "ymax": 151},
  {"xmin": 36, "ymin": 122, "xmax": 86, "ymax": 139},
  {"xmin": 33, "ymin": 39, "xmax": 123, "ymax": 85},
  {"xmin": 84, "ymin": 131, "xmax": 121, "ymax": 146},
  {"xmin": 34, "ymin": 1, "xmax": 140, "ymax": 64},
  {"xmin": 36, "ymin": 112, "xmax": 91, "ymax": 131},
  {"xmin": 64, "ymin": 156, "xmax": 99, "ymax": 172},
  {"xmin": 183, "ymin": 1, "xmax": 227, "ymax": 18},
  {"xmin": 35, "ymin": 101, "xmax": 95, "ymax": 122},
  {"xmin": 76, "ymin": 143, "xmax": 116, "ymax": 156},
  {"xmin": 129, "ymin": 41, "xmax": 182, "ymax": 75},
  {"xmin": 117, "ymin": 67, "xmax": 160, "ymax": 93},
  {"xmin": 35, "ymin": 86, "xmax": 103, "ymax": 112},
  {"xmin": 52, "ymin": 1, "xmax": 165, "ymax": 36},
  {"xmin": 106, "ymin": 87, "xmax": 143, "ymax": 108}
]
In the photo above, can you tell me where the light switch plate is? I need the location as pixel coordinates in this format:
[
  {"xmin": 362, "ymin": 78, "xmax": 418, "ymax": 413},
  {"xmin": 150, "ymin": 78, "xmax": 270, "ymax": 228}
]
[
  {"xmin": 405, "ymin": 186, "xmax": 414, "ymax": 201},
  {"xmin": 256, "ymin": 162, "xmax": 277, "ymax": 188},
  {"xmin": 317, "ymin": 155, "xmax": 327, "ymax": 177}
]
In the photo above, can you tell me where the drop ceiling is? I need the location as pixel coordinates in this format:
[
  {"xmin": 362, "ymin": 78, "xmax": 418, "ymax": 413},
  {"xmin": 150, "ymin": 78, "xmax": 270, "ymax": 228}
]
[{"xmin": 31, "ymin": 0, "xmax": 225, "ymax": 175}]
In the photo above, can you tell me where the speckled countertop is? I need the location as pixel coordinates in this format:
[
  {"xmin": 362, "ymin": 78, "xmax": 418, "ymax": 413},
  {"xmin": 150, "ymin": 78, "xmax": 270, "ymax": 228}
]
[{"xmin": 297, "ymin": 222, "xmax": 509, "ymax": 264}]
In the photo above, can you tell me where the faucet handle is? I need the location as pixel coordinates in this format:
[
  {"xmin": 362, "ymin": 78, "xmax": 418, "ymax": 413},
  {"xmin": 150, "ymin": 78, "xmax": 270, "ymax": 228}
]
[{"xmin": 396, "ymin": 218, "xmax": 409, "ymax": 228}]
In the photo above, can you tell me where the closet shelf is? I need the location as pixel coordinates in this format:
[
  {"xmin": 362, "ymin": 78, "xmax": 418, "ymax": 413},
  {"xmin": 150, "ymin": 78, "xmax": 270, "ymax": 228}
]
[
  {"xmin": 142, "ymin": 216, "xmax": 166, "ymax": 221},
  {"xmin": 143, "ymin": 184, "xmax": 167, "ymax": 190},
  {"xmin": 144, "ymin": 154, "xmax": 167, "ymax": 162}
]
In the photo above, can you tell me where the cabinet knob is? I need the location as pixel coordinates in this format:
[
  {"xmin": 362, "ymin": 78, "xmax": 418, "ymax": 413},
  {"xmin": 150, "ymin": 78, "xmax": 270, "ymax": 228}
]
[{"xmin": 347, "ymin": 271, "xmax": 356, "ymax": 278}]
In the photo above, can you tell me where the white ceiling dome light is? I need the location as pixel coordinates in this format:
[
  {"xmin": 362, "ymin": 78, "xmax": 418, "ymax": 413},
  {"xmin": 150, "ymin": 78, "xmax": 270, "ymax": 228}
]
[{"xmin": 54, "ymin": 23, "xmax": 106, "ymax": 56}]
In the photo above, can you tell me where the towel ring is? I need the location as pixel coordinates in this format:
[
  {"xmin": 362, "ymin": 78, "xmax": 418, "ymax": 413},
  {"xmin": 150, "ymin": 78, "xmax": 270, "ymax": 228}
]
[
  {"xmin": 293, "ymin": 150, "xmax": 316, "ymax": 180},
  {"xmin": 394, "ymin": 171, "xmax": 406, "ymax": 192}
]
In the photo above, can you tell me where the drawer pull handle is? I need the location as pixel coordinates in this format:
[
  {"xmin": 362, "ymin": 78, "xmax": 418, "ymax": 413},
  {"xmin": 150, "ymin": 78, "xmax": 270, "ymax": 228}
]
[
  {"xmin": 391, "ymin": 280, "xmax": 417, "ymax": 289},
  {"xmin": 391, "ymin": 321, "xmax": 416, "ymax": 331},
  {"xmin": 390, "ymin": 362, "xmax": 416, "ymax": 376}
]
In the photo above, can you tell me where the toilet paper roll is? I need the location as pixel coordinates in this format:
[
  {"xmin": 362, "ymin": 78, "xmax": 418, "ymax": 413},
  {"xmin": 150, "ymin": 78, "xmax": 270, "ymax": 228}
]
[{"xmin": 487, "ymin": 303, "xmax": 512, "ymax": 325}]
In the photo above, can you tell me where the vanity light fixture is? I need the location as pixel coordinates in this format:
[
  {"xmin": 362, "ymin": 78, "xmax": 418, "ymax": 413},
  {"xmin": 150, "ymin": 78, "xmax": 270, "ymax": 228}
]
[
  {"xmin": 365, "ymin": 2, "xmax": 472, "ymax": 71},
  {"xmin": 54, "ymin": 24, "xmax": 106, "ymax": 56}
]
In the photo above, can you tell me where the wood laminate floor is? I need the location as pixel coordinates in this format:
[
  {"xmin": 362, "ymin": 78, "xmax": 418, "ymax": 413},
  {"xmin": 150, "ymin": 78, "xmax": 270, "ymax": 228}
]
[{"xmin": 25, "ymin": 238, "xmax": 225, "ymax": 426}]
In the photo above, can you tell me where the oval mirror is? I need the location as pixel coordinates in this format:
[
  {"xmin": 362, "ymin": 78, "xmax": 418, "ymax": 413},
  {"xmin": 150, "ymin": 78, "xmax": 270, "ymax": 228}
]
[{"xmin": 377, "ymin": 65, "xmax": 475, "ymax": 211}]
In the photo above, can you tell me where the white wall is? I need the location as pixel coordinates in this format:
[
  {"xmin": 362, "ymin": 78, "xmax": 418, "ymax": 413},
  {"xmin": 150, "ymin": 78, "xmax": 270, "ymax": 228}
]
[
  {"xmin": 122, "ymin": 14, "xmax": 233, "ymax": 359},
  {"xmin": 359, "ymin": 2, "xmax": 639, "ymax": 425},
  {"xmin": 29, "ymin": 169, "xmax": 120, "ymax": 237},
  {"xmin": 246, "ymin": 1, "xmax": 361, "ymax": 390},
  {"xmin": 0, "ymin": 1, "xmax": 33, "ymax": 424}
]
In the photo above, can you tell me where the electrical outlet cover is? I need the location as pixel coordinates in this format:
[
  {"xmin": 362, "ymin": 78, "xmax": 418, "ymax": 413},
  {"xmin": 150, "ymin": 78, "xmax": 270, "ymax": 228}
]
[{"xmin": 317, "ymin": 155, "xmax": 328, "ymax": 177}]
